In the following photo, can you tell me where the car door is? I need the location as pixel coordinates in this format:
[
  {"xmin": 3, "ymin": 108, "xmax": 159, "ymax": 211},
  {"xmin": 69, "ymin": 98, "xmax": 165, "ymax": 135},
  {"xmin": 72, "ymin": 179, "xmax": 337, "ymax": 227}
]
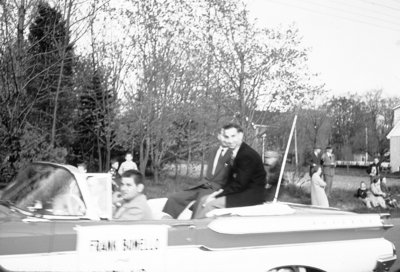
[
  {"xmin": 0, "ymin": 217, "xmax": 53, "ymax": 271},
  {"xmin": 50, "ymin": 219, "xmax": 194, "ymax": 272}
]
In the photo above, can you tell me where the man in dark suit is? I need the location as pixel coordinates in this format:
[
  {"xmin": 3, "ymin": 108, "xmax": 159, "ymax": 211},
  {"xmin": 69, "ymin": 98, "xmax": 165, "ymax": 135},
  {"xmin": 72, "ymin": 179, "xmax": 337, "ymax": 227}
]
[
  {"xmin": 367, "ymin": 157, "xmax": 382, "ymax": 184},
  {"xmin": 321, "ymin": 146, "xmax": 336, "ymax": 196},
  {"xmin": 306, "ymin": 146, "xmax": 322, "ymax": 177},
  {"xmin": 194, "ymin": 123, "xmax": 267, "ymax": 218},
  {"xmin": 162, "ymin": 129, "xmax": 231, "ymax": 218}
]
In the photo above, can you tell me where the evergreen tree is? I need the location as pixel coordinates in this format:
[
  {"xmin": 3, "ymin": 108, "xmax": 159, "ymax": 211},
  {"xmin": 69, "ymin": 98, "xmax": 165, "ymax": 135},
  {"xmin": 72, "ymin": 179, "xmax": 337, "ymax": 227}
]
[
  {"xmin": 26, "ymin": 1, "xmax": 75, "ymax": 148},
  {"xmin": 72, "ymin": 59, "xmax": 119, "ymax": 171}
]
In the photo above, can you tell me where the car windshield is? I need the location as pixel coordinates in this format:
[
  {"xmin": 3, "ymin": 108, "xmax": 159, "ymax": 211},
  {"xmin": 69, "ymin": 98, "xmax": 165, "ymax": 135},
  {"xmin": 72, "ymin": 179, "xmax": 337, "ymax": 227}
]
[{"xmin": 0, "ymin": 163, "xmax": 86, "ymax": 216}]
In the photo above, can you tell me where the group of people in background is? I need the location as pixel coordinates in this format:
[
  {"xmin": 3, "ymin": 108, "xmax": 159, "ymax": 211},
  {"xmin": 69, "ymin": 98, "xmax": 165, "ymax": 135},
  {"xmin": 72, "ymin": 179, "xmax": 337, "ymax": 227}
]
[
  {"xmin": 307, "ymin": 146, "xmax": 398, "ymax": 210},
  {"xmin": 108, "ymin": 152, "xmax": 138, "ymax": 190},
  {"xmin": 355, "ymin": 157, "xmax": 398, "ymax": 209},
  {"xmin": 307, "ymin": 146, "xmax": 336, "ymax": 208}
]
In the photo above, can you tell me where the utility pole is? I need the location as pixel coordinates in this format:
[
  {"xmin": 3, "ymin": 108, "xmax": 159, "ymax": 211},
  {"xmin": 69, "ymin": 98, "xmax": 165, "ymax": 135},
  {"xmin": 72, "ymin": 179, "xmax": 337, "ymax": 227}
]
[
  {"xmin": 262, "ymin": 134, "xmax": 266, "ymax": 163},
  {"xmin": 294, "ymin": 124, "xmax": 298, "ymax": 166},
  {"xmin": 365, "ymin": 126, "xmax": 368, "ymax": 162}
]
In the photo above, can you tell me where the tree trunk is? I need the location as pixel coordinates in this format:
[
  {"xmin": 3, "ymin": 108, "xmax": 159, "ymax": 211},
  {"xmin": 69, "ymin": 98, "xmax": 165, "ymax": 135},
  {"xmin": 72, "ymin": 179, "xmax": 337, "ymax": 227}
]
[
  {"xmin": 153, "ymin": 166, "xmax": 159, "ymax": 184},
  {"xmin": 96, "ymin": 133, "xmax": 102, "ymax": 172},
  {"xmin": 50, "ymin": 0, "xmax": 73, "ymax": 148},
  {"xmin": 186, "ymin": 121, "xmax": 191, "ymax": 177},
  {"xmin": 105, "ymin": 134, "xmax": 111, "ymax": 172},
  {"xmin": 15, "ymin": 0, "xmax": 26, "ymax": 92},
  {"xmin": 199, "ymin": 146, "xmax": 205, "ymax": 180},
  {"xmin": 139, "ymin": 136, "xmax": 150, "ymax": 175},
  {"xmin": 174, "ymin": 161, "xmax": 179, "ymax": 179}
]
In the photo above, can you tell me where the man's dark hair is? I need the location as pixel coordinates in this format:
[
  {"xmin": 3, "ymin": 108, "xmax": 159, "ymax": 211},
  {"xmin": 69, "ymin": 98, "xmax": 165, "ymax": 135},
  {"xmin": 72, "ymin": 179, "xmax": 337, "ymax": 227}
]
[
  {"xmin": 223, "ymin": 123, "xmax": 243, "ymax": 133},
  {"xmin": 121, "ymin": 170, "xmax": 144, "ymax": 185}
]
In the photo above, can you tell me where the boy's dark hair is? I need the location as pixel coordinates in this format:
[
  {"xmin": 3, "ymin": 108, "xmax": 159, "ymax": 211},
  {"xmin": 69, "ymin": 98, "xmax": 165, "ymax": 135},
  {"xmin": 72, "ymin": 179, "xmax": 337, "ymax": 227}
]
[
  {"xmin": 121, "ymin": 170, "xmax": 143, "ymax": 185},
  {"xmin": 223, "ymin": 123, "xmax": 243, "ymax": 133}
]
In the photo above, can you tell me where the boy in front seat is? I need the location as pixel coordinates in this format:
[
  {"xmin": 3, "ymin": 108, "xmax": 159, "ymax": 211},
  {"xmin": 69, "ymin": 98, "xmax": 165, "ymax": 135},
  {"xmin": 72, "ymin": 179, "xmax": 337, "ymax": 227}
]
[{"xmin": 112, "ymin": 170, "xmax": 153, "ymax": 220}]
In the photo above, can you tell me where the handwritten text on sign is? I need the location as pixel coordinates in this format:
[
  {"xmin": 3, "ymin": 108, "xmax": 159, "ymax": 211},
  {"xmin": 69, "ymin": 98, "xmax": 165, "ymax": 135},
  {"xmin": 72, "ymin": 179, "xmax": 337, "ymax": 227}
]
[{"xmin": 76, "ymin": 225, "xmax": 168, "ymax": 272}]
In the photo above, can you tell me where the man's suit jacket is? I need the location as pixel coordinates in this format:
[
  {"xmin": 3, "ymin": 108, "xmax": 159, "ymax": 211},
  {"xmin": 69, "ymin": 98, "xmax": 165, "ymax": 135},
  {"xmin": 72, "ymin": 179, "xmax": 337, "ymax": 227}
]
[
  {"xmin": 162, "ymin": 146, "xmax": 232, "ymax": 218},
  {"xmin": 189, "ymin": 146, "xmax": 231, "ymax": 191},
  {"xmin": 307, "ymin": 151, "xmax": 321, "ymax": 167},
  {"xmin": 218, "ymin": 142, "xmax": 267, "ymax": 208},
  {"xmin": 321, "ymin": 152, "xmax": 336, "ymax": 177},
  {"xmin": 306, "ymin": 151, "xmax": 322, "ymax": 176},
  {"xmin": 367, "ymin": 162, "xmax": 381, "ymax": 177},
  {"xmin": 114, "ymin": 194, "xmax": 153, "ymax": 220}
]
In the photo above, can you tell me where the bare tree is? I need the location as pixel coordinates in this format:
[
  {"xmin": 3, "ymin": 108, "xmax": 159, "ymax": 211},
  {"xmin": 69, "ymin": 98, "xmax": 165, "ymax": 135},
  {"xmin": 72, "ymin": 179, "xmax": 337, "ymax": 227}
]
[
  {"xmin": 362, "ymin": 89, "xmax": 400, "ymax": 157},
  {"xmin": 0, "ymin": 0, "xmax": 39, "ymax": 179},
  {"xmin": 205, "ymin": 0, "xmax": 324, "ymax": 147}
]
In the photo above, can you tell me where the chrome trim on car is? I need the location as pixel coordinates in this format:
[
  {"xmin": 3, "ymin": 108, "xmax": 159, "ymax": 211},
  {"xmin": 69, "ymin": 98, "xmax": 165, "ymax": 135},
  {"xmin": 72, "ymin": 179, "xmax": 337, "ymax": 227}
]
[
  {"xmin": 379, "ymin": 213, "xmax": 394, "ymax": 230},
  {"xmin": 380, "ymin": 213, "xmax": 391, "ymax": 220},
  {"xmin": 208, "ymin": 213, "xmax": 386, "ymax": 234}
]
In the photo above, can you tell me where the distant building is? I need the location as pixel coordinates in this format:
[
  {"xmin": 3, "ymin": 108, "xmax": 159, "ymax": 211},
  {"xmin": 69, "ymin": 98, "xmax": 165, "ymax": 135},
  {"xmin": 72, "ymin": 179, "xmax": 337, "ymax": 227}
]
[
  {"xmin": 386, "ymin": 105, "xmax": 400, "ymax": 173},
  {"xmin": 353, "ymin": 152, "xmax": 367, "ymax": 162}
]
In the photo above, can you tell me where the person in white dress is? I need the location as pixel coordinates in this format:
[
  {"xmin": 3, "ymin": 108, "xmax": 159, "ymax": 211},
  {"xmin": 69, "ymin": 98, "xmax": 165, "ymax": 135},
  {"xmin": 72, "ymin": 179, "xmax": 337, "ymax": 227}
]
[{"xmin": 310, "ymin": 165, "xmax": 329, "ymax": 207}]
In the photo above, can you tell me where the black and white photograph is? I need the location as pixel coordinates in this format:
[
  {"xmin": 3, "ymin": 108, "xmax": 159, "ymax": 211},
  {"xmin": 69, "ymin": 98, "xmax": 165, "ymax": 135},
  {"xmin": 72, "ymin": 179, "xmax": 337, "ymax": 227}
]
[{"xmin": 0, "ymin": 0, "xmax": 400, "ymax": 271}]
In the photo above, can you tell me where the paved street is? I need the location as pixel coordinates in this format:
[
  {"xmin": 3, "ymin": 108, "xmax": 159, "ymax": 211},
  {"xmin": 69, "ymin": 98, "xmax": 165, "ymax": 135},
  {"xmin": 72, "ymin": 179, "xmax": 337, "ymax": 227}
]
[{"xmin": 386, "ymin": 218, "xmax": 400, "ymax": 272}]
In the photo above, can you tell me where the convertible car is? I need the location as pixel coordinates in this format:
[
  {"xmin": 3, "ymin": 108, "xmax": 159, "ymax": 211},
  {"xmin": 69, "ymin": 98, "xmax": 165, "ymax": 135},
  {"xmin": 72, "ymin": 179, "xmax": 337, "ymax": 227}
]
[{"xmin": 0, "ymin": 162, "xmax": 397, "ymax": 272}]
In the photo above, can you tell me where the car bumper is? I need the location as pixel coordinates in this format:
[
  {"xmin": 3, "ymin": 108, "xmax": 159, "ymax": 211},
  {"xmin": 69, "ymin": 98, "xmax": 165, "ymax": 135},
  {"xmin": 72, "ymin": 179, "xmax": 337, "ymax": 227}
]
[{"xmin": 375, "ymin": 254, "xmax": 397, "ymax": 272}]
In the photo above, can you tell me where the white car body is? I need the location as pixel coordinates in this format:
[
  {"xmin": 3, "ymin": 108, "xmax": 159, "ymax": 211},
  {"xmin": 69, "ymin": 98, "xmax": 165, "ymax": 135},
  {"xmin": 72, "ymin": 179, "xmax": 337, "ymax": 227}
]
[{"xmin": 0, "ymin": 162, "xmax": 396, "ymax": 272}]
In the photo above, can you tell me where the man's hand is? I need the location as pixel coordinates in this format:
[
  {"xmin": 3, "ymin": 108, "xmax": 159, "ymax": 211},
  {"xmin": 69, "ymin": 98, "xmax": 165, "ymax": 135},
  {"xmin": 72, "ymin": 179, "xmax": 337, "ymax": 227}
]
[
  {"xmin": 112, "ymin": 191, "xmax": 123, "ymax": 205},
  {"xmin": 202, "ymin": 189, "xmax": 223, "ymax": 207}
]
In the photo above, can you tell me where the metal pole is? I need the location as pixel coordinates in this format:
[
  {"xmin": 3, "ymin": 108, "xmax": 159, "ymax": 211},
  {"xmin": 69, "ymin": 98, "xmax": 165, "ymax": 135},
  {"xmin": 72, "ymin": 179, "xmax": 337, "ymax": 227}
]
[
  {"xmin": 273, "ymin": 115, "xmax": 298, "ymax": 203},
  {"xmin": 294, "ymin": 125, "xmax": 298, "ymax": 166},
  {"xmin": 262, "ymin": 134, "xmax": 266, "ymax": 163},
  {"xmin": 365, "ymin": 126, "xmax": 368, "ymax": 162}
]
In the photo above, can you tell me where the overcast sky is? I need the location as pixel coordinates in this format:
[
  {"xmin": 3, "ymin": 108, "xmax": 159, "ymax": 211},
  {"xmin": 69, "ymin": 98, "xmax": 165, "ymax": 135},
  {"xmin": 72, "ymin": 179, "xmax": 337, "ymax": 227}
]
[{"xmin": 244, "ymin": 0, "xmax": 400, "ymax": 97}]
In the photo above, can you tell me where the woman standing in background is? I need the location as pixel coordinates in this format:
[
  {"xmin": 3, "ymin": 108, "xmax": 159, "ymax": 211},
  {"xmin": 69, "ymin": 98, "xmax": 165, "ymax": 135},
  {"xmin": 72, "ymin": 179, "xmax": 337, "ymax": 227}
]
[{"xmin": 310, "ymin": 165, "xmax": 329, "ymax": 207}]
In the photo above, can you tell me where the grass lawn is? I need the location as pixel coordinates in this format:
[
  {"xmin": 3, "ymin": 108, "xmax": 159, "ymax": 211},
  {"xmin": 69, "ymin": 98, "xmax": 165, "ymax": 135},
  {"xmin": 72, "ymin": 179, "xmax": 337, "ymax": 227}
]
[{"xmin": 145, "ymin": 166, "xmax": 400, "ymax": 218}]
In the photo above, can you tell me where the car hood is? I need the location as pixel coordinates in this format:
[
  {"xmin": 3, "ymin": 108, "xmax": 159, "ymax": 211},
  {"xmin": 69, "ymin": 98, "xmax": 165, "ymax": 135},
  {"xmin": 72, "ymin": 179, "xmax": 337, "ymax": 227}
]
[{"xmin": 0, "ymin": 205, "xmax": 24, "ymax": 222}]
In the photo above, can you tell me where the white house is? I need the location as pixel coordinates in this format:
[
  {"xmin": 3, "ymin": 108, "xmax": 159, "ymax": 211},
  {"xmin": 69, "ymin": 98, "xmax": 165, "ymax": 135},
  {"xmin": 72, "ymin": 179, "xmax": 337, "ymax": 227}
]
[{"xmin": 386, "ymin": 105, "xmax": 400, "ymax": 173}]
